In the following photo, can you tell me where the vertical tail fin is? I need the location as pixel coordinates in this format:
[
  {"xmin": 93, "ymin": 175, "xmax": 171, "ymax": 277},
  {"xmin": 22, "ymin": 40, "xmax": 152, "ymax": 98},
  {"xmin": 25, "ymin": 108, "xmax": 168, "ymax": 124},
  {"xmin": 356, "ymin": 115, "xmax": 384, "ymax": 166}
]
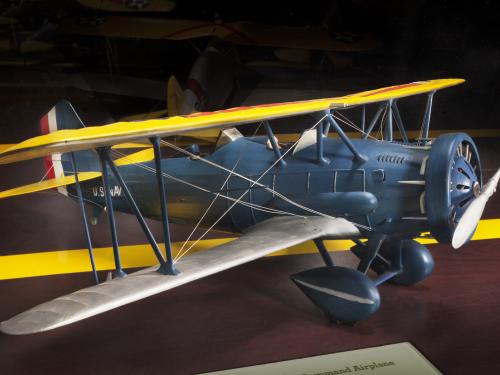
[
  {"xmin": 40, "ymin": 100, "xmax": 99, "ymax": 195},
  {"xmin": 167, "ymin": 75, "xmax": 188, "ymax": 116}
]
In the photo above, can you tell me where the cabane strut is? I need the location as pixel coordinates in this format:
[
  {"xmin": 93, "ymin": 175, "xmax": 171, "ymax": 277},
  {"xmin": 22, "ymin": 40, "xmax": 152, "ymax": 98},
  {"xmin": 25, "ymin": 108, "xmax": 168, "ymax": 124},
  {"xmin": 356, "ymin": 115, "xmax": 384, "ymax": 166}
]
[
  {"xmin": 421, "ymin": 91, "xmax": 435, "ymax": 142},
  {"xmin": 327, "ymin": 111, "xmax": 367, "ymax": 162},
  {"xmin": 263, "ymin": 121, "xmax": 286, "ymax": 168}
]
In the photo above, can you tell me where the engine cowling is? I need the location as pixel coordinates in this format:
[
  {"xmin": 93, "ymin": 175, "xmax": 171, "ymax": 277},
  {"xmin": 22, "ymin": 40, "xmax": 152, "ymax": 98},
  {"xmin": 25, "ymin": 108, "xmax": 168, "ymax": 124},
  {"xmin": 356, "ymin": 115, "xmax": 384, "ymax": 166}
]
[{"xmin": 425, "ymin": 133, "xmax": 482, "ymax": 244}]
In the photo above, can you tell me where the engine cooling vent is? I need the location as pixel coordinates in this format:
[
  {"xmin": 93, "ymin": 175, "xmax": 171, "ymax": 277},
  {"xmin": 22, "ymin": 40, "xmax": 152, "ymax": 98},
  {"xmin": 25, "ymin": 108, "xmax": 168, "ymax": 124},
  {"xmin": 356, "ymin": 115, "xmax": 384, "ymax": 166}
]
[{"xmin": 377, "ymin": 154, "xmax": 406, "ymax": 164}]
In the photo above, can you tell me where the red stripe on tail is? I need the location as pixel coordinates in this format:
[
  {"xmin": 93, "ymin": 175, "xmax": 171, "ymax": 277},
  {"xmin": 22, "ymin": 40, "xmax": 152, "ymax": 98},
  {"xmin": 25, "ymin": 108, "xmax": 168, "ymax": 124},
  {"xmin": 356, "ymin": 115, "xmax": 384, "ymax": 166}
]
[
  {"xmin": 40, "ymin": 113, "xmax": 56, "ymax": 180},
  {"xmin": 40, "ymin": 113, "xmax": 50, "ymax": 135}
]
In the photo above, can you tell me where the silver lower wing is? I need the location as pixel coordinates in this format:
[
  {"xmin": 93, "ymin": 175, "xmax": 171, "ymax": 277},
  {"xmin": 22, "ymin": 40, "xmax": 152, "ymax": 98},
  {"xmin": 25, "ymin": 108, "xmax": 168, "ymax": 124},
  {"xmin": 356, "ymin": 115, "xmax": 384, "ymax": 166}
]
[{"xmin": 1, "ymin": 216, "xmax": 359, "ymax": 335}]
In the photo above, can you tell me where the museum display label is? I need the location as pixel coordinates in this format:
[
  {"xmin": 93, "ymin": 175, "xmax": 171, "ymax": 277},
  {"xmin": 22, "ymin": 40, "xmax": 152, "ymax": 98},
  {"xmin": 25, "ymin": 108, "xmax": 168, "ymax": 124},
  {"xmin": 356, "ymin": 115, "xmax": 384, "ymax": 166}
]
[{"xmin": 199, "ymin": 342, "xmax": 441, "ymax": 375}]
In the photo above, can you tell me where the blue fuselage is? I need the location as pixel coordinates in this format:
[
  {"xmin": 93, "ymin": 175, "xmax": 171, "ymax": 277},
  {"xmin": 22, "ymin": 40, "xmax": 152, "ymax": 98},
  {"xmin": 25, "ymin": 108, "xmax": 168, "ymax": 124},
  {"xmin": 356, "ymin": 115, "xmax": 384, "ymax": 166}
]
[{"xmin": 77, "ymin": 137, "xmax": 431, "ymax": 238}]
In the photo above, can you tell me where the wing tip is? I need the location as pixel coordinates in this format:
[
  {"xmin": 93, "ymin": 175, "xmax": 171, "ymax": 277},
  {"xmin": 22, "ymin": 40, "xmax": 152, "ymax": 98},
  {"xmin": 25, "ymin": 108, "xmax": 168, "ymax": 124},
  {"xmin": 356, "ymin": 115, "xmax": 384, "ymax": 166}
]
[{"xmin": 1, "ymin": 319, "xmax": 42, "ymax": 336}]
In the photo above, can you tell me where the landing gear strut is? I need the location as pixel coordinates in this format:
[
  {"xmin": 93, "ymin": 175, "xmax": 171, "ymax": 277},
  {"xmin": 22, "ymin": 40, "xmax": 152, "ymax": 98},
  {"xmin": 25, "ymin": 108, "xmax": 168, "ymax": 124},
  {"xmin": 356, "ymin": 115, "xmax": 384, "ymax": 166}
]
[
  {"xmin": 292, "ymin": 235, "xmax": 435, "ymax": 324},
  {"xmin": 352, "ymin": 237, "xmax": 434, "ymax": 286}
]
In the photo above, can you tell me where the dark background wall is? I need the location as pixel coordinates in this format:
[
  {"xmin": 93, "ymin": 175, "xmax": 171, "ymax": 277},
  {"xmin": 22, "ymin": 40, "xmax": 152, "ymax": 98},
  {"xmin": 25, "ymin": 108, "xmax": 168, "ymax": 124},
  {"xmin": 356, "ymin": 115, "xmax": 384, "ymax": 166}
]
[{"xmin": 0, "ymin": 0, "xmax": 498, "ymax": 141}]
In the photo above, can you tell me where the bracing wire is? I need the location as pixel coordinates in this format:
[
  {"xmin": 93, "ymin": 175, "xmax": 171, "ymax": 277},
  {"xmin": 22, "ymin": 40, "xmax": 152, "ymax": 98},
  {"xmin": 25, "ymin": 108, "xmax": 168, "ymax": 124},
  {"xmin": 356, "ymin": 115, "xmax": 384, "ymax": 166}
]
[
  {"xmin": 159, "ymin": 139, "xmax": 340, "ymax": 222},
  {"xmin": 160, "ymin": 127, "xmax": 373, "ymax": 233},
  {"xmin": 37, "ymin": 163, "xmax": 55, "ymax": 183},
  {"xmin": 333, "ymin": 111, "xmax": 380, "ymax": 141},
  {"xmin": 25, "ymin": 113, "xmax": 286, "ymax": 224},
  {"xmin": 174, "ymin": 122, "xmax": 285, "ymax": 259},
  {"xmin": 173, "ymin": 114, "xmax": 373, "ymax": 262},
  {"xmin": 35, "ymin": 107, "xmax": 377, "ymax": 262},
  {"xmin": 109, "ymin": 148, "xmax": 296, "ymax": 218},
  {"xmin": 161, "ymin": 122, "xmax": 376, "ymax": 235},
  {"xmin": 378, "ymin": 104, "xmax": 388, "ymax": 140},
  {"xmin": 172, "ymin": 116, "xmax": 324, "ymax": 261}
]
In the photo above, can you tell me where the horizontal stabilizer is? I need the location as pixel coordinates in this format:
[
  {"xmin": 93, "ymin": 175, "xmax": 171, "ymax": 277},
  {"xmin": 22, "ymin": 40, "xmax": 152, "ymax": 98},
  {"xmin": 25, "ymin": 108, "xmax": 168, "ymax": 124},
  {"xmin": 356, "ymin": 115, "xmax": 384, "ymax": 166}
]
[
  {"xmin": 0, "ymin": 172, "xmax": 101, "ymax": 200},
  {"xmin": 0, "ymin": 79, "xmax": 464, "ymax": 165},
  {"xmin": 0, "ymin": 148, "xmax": 156, "ymax": 200},
  {"xmin": 0, "ymin": 216, "xmax": 359, "ymax": 335}
]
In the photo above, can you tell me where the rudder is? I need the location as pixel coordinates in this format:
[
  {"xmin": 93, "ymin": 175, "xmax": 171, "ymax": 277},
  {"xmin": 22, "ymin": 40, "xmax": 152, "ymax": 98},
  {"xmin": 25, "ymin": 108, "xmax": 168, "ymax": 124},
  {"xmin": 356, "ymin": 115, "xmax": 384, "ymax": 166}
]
[{"xmin": 40, "ymin": 100, "xmax": 99, "ymax": 195}]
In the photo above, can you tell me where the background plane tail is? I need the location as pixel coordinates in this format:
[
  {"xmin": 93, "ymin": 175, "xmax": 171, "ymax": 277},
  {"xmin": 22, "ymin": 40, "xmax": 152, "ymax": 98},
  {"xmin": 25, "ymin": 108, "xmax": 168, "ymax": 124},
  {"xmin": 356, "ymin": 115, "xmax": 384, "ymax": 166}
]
[
  {"xmin": 39, "ymin": 100, "xmax": 99, "ymax": 195},
  {"xmin": 167, "ymin": 75, "xmax": 188, "ymax": 115}
]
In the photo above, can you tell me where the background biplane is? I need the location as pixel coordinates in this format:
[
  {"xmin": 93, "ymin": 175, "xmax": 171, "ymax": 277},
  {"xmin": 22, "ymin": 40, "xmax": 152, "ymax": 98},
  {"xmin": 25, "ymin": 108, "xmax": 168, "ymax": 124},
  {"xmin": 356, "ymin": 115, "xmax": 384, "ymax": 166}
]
[
  {"xmin": 77, "ymin": 0, "xmax": 176, "ymax": 13},
  {"xmin": 0, "ymin": 78, "xmax": 498, "ymax": 335},
  {"xmin": 0, "ymin": 1, "xmax": 377, "ymax": 120}
]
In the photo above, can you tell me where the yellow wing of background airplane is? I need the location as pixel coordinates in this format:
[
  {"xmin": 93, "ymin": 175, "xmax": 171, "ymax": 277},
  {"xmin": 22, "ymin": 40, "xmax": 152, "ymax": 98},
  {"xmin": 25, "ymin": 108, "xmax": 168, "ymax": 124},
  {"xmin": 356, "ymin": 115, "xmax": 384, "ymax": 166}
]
[
  {"xmin": 62, "ymin": 16, "xmax": 379, "ymax": 52},
  {"xmin": 77, "ymin": 0, "xmax": 176, "ymax": 12},
  {"xmin": 0, "ymin": 39, "xmax": 55, "ymax": 54},
  {"xmin": 118, "ymin": 75, "xmax": 223, "ymax": 142},
  {"xmin": 0, "ymin": 16, "xmax": 16, "ymax": 25},
  {"xmin": 0, "ymin": 79, "xmax": 464, "ymax": 165}
]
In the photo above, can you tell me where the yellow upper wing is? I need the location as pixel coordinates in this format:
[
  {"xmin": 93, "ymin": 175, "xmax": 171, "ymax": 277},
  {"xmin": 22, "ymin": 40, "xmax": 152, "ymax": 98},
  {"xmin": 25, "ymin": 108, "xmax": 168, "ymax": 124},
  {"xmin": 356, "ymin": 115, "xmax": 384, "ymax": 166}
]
[{"xmin": 0, "ymin": 79, "xmax": 464, "ymax": 165}]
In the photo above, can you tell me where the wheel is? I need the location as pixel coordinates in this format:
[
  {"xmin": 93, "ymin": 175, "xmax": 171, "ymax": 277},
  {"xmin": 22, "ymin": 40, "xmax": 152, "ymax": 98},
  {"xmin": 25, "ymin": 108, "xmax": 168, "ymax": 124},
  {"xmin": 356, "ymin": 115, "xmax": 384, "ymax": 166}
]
[{"xmin": 291, "ymin": 266, "xmax": 380, "ymax": 323}]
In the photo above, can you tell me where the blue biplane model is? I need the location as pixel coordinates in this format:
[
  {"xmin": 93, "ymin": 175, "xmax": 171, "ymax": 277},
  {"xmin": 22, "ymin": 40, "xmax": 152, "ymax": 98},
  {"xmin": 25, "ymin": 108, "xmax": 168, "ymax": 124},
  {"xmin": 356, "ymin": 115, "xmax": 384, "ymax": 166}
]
[{"xmin": 0, "ymin": 78, "xmax": 498, "ymax": 335}]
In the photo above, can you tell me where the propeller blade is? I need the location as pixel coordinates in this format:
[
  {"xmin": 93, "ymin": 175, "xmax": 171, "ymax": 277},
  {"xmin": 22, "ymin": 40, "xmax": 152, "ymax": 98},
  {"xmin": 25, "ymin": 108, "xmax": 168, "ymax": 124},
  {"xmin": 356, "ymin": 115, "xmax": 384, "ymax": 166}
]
[{"xmin": 452, "ymin": 167, "xmax": 500, "ymax": 249}]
